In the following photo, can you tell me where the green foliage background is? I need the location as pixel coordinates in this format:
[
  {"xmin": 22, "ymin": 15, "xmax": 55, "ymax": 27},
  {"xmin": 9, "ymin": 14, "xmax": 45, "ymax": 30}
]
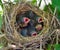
[{"xmin": 52, "ymin": 0, "xmax": 60, "ymax": 20}]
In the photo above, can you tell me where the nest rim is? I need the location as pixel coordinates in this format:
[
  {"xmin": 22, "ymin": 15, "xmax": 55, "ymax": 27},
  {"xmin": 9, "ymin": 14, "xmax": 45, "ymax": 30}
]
[{"xmin": 3, "ymin": 3, "xmax": 50, "ymax": 44}]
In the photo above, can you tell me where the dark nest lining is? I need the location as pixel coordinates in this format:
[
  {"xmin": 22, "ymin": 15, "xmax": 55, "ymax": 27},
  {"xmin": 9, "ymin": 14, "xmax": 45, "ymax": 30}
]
[{"xmin": 15, "ymin": 10, "xmax": 44, "ymax": 37}]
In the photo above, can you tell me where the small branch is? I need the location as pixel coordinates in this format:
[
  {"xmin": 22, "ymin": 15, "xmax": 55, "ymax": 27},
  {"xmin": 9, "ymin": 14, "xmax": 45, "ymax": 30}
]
[
  {"xmin": 56, "ymin": 29, "xmax": 60, "ymax": 44},
  {"xmin": 40, "ymin": 35, "xmax": 44, "ymax": 50},
  {"xmin": 0, "ymin": 34, "xmax": 5, "ymax": 38},
  {"xmin": 51, "ymin": 7, "xmax": 57, "ymax": 24}
]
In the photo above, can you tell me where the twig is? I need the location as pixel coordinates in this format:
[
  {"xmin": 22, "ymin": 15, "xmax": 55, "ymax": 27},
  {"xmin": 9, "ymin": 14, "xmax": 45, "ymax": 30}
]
[
  {"xmin": 0, "ymin": 34, "xmax": 5, "ymax": 38},
  {"xmin": 51, "ymin": 7, "xmax": 57, "ymax": 24},
  {"xmin": 40, "ymin": 35, "xmax": 44, "ymax": 50},
  {"xmin": 56, "ymin": 29, "xmax": 60, "ymax": 44}
]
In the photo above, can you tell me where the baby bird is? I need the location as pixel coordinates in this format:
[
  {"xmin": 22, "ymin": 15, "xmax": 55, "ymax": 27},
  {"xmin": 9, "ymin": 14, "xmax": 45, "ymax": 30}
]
[
  {"xmin": 21, "ymin": 28, "xmax": 28, "ymax": 37},
  {"xmin": 35, "ymin": 24, "xmax": 43, "ymax": 31},
  {"xmin": 16, "ymin": 14, "xmax": 30, "ymax": 27},
  {"xmin": 34, "ymin": 16, "xmax": 43, "ymax": 23},
  {"xmin": 27, "ymin": 25, "xmax": 37, "ymax": 36}
]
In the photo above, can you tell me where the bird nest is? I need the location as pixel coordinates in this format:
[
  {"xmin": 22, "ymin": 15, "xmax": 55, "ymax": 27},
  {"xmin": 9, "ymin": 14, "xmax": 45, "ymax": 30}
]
[{"xmin": 1, "ymin": 2, "xmax": 60, "ymax": 50}]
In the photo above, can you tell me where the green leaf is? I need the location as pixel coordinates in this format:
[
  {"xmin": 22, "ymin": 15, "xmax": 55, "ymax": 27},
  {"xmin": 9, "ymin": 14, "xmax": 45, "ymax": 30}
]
[
  {"xmin": 44, "ymin": 0, "xmax": 60, "ymax": 20},
  {"xmin": 47, "ymin": 44, "xmax": 51, "ymax": 50},
  {"xmin": 0, "ymin": 43, "xmax": 3, "ymax": 49},
  {"xmin": 32, "ymin": 0, "xmax": 36, "ymax": 3},
  {"xmin": 0, "ymin": 5, "xmax": 3, "ymax": 29},
  {"xmin": 14, "ymin": 0, "xmax": 19, "ymax": 2},
  {"xmin": 52, "ymin": 0, "xmax": 60, "ymax": 20},
  {"xmin": 58, "ymin": 16, "xmax": 60, "ymax": 21},
  {"xmin": 52, "ymin": 0, "xmax": 60, "ymax": 12},
  {"xmin": 54, "ymin": 44, "xmax": 60, "ymax": 50},
  {"xmin": 0, "ymin": 14, "xmax": 3, "ymax": 29},
  {"xmin": 31, "ymin": 0, "xmax": 37, "ymax": 5},
  {"xmin": 0, "ymin": 42, "xmax": 4, "ymax": 49},
  {"xmin": 0, "ymin": 0, "xmax": 3, "ymax": 8}
]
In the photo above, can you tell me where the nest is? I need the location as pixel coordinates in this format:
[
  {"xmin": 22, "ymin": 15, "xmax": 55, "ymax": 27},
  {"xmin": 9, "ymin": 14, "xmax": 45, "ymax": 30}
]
[{"xmin": 1, "ymin": 2, "xmax": 60, "ymax": 50}]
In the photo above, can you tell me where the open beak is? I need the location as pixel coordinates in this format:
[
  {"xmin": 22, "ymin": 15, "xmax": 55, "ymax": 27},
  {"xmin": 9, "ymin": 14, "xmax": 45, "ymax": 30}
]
[
  {"xmin": 31, "ymin": 32, "xmax": 37, "ymax": 36},
  {"xmin": 24, "ymin": 17, "xmax": 30, "ymax": 24},
  {"xmin": 38, "ymin": 17, "xmax": 42, "ymax": 23}
]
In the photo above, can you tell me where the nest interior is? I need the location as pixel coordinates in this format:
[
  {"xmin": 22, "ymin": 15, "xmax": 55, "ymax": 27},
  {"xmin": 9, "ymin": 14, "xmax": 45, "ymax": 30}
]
[{"xmin": 16, "ymin": 10, "xmax": 44, "ymax": 36}]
